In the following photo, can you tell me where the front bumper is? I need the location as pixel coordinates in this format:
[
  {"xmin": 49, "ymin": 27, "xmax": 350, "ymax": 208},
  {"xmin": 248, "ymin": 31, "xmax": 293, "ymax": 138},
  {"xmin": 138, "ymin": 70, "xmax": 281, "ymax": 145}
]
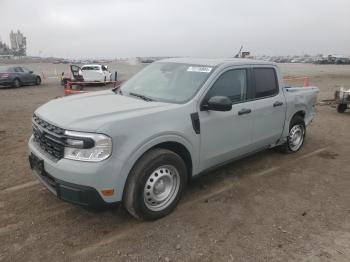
[
  {"xmin": 28, "ymin": 136, "xmax": 122, "ymax": 206},
  {"xmin": 29, "ymin": 154, "xmax": 111, "ymax": 207},
  {"xmin": 29, "ymin": 154, "xmax": 117, "ymax": 208}
]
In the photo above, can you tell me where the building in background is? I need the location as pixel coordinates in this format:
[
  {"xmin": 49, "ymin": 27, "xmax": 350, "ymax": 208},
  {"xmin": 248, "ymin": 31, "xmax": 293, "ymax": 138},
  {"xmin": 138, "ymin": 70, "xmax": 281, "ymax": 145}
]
[
  {"xmin": 9, "ymin": 30, "xmax": 27, "ymax": 56},
  {"xmin": 0, "ymin": 39, "xmax": 11, "ymax": 56}
]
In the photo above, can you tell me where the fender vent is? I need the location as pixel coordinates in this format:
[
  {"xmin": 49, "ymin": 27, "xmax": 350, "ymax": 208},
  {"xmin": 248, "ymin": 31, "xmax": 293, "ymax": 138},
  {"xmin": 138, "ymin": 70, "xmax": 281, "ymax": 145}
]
[{"xmin": 190, "ymin": 113, "xmax": 200, "ymax": 134}]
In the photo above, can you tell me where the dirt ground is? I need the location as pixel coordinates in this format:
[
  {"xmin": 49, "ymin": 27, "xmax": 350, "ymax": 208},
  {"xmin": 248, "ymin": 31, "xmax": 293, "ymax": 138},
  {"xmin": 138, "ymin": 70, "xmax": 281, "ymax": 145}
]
[{"xmin": 0, "ymin": 62, "xmax": 350, "ymax": 262}]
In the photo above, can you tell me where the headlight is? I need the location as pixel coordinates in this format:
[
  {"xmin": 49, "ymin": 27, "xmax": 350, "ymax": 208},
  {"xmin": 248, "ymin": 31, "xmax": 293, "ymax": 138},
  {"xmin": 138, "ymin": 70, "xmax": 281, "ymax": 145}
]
[{"xmin": 64, "ymin": 130, "xmax": 112, "ymax": 162}]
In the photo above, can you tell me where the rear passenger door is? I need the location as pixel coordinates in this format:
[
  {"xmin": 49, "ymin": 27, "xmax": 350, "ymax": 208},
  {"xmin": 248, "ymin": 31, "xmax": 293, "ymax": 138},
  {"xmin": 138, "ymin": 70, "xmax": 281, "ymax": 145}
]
[{"xmin": 250, "ymin": 67, "xmax": 286, "ymax": 148}]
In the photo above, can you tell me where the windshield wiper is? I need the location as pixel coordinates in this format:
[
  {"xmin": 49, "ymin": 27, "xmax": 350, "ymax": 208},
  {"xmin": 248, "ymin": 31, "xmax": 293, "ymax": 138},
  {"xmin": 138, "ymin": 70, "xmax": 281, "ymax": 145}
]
[{"xmin": 128, "ymin": 92, "xmax": 154, "ymax": 101}]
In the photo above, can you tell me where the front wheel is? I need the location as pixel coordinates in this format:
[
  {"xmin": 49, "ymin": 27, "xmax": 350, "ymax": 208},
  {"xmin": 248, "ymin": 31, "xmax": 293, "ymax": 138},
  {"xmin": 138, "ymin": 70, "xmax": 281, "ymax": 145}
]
[
  {"xmin": 12, "ymin": 79, "xmax": 21, "ymax": 88},
  {"xmin": 279, "ymin": 115, "xmax": 306, "ymax": 154},
  {"xmin": 337, "ymin": 104, "xmax": 347, "ymax": 113},
  {"xmin": 35, "ymin": 76, "xmax": 41, "ymax": 86},
  {"xmin": 123, "ymin": 149, "xmax": 187, "ymax": 220}
]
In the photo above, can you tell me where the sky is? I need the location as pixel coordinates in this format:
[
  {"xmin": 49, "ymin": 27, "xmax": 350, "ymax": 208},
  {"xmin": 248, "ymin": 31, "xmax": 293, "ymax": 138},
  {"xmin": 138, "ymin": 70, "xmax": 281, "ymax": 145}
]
[{"xmin": 0, "ymin": 0, "xmax": 349, "ymax": 59}]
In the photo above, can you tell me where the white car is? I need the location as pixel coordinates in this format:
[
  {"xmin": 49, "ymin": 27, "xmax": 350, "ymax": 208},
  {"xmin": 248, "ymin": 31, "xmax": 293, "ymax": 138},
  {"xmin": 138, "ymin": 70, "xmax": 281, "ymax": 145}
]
[{"xmin": 71, "ymin": 64, "xmax": 112, "ymax": 82}]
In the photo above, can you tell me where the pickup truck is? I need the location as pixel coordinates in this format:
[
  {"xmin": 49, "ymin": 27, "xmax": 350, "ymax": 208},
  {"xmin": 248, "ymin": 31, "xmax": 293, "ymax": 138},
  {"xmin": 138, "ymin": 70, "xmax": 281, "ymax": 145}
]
[{"xmin": 28, "ymin": 58, "xmax": 319, "ymax": 220}]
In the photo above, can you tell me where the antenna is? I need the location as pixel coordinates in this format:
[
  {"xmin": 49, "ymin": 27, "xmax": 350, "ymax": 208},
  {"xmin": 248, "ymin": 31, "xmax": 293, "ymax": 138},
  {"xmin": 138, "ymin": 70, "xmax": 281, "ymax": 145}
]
[{"xmin": 234, "ymin": 46, "xmax": 243, "ymax": 58}]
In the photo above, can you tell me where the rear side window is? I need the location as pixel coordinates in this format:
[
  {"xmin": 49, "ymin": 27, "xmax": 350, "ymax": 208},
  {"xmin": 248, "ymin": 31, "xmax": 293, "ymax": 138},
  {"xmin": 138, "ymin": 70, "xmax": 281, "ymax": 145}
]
[
  {"xmin": 253, "ymin": 68, "xmax": 278, "ymax": 98},
  {"xmin": 82, "ymin": 66, "xmax": 100, "ymax": 71},
  {"xmin": 208, "ymin": 69, "xmax": 247, "ymax": 103}
]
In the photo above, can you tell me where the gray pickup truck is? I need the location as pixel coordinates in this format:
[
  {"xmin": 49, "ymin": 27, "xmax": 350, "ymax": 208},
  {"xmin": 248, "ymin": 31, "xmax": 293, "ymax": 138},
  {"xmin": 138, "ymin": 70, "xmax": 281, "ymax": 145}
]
[{"xmin": 28, "ymin": 58, "xmax": 319, "ymax": 220}]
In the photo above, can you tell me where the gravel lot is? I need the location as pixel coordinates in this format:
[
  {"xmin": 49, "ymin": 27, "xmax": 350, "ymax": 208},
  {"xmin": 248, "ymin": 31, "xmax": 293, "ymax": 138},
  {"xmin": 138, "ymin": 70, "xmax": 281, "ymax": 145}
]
[{"xmin": 0, "ymin": 62, "xmax": 350, "ymax": 262}]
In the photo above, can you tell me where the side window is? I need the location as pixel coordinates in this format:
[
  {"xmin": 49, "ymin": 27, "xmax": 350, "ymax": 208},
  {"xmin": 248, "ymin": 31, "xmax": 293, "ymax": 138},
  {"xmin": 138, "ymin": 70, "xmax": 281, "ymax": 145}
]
[
  {"xmin": 15, "ymin": 67, "xmax": 24, "ymax": 73},
  {"xmin": 253, "ymin": 68, "xmax": 278, "ymax": 98},
  {"xmin": 208, "ymin": 69, "xmax": 247, "ymax": 103},
  {"xmin": 102, "ymin": 66, "xmax": 107, "ymax": 71}
]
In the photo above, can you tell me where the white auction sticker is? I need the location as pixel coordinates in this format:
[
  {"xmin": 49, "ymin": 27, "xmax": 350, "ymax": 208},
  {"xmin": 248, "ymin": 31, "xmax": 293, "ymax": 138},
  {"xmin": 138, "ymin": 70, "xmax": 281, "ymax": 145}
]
[{"xmin": 187, "ymin": 66, "xmax": 212, "ymax": 73}]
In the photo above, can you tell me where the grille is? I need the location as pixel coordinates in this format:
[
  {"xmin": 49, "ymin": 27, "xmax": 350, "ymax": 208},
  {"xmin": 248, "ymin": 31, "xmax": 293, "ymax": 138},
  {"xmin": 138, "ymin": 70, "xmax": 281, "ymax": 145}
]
[
  {"xmin": 33, "ymin": 114, "xmax": 65, "ymax": 135},
  {"xmin": 32, "ymin": 114, "xmax": 65, "ymax": 160}
]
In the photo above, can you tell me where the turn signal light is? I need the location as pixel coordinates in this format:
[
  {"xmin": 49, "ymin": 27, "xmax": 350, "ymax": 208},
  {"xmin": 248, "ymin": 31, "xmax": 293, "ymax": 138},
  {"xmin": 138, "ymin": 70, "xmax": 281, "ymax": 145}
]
[{"xmin": 101, "ymin": 189, "xmax": 114, "ymax": 196}]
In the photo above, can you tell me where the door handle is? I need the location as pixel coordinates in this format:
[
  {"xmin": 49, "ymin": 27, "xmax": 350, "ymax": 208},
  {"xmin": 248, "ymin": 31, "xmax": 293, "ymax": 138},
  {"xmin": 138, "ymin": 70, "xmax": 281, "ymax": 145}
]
[
  {"xmin": 273, "ymin": 101, "xmax": 284, "ymax": 107},
  {"xmin": 238, "ymin": 108, "xmax": 251, "ymax": 115}
]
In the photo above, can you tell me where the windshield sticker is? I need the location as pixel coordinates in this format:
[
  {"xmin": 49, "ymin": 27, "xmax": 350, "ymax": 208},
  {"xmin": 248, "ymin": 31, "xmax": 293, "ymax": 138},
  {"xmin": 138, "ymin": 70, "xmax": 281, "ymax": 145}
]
[{"xmin": 187, "ymin": 66, "xmax": 212, "ymax": 73}]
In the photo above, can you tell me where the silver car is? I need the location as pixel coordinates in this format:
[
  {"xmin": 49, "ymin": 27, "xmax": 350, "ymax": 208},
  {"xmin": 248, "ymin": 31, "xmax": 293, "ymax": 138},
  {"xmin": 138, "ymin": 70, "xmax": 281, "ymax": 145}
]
[{"xmin": 28, "ymin": 58, "xmax": 319, "ymax": 220}]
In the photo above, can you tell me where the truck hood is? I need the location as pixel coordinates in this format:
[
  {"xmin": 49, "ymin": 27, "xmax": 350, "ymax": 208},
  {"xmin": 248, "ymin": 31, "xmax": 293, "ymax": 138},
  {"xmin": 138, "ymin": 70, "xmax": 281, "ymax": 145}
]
[{"xmin": 35, "ymin": 90, "xmax": 174, "ymax": 132}]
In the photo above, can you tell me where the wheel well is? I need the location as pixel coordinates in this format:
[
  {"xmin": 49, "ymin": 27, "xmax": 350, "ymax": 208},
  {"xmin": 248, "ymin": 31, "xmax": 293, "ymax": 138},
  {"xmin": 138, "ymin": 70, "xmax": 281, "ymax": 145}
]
[
  {"xmin": 292, "ymin": 110, "xmax": 305, "ymax": 120},
  {"xmin": 151, "ymin": 142, "xmax": 193, "ymax": 179}
]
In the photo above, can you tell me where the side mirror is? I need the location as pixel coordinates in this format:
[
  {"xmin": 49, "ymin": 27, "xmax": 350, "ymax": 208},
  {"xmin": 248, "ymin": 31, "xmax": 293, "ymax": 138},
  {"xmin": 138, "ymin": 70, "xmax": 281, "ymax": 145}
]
[
  {"xmin": 201, "ymin": 96, "xmax": 232, "ymax": 111},
  {"xmin": 29, "ymin": 70, "xmax": 33, "ymax": 74}
]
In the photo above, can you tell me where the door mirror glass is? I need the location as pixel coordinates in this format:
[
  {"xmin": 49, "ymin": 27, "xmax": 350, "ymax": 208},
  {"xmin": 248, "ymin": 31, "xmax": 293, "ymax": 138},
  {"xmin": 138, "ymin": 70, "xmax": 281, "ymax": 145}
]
[{"xmin": 203, "ymin": 96, "xmax": 232, "ymax": 111}]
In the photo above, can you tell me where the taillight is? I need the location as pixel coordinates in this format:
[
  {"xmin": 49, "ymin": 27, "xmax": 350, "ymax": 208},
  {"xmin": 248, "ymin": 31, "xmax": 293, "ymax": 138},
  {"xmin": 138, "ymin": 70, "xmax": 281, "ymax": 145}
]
[{"xmin": 0, "ymin": 73, "xmax": 10, "ymax": 78}]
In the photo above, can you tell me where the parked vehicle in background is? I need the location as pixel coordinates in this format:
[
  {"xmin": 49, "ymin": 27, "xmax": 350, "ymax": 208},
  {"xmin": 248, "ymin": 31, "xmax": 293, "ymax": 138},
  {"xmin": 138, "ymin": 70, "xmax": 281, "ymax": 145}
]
[
  {"xmin": 334, "ymin": 87, "xmax": 350, "ymax": 113},
  {"xmin": 28, "ymin": 58, "xmax": 319, "ymax": 220},
  {"xmin": 71, "ymin": 64, "xmax": 112, "ymax": 82},
  {"xmin": 0, "ymin": 66, "xmax": 41, "ymax": 88}
]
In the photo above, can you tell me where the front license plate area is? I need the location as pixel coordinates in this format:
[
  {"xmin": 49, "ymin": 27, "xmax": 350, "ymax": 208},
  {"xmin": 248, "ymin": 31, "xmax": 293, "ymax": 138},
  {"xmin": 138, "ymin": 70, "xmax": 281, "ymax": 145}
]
[{"xmin": 29, "ymin": 153, "xmax": 44, "ymax": 176}]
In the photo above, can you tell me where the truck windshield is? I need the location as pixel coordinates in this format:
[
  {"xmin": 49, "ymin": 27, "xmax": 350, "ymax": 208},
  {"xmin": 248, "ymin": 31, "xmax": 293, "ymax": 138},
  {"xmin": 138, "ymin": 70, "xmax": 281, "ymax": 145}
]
[{"xmin": 120, "ymin": 62, "xmax": 214, "ymax": 103}]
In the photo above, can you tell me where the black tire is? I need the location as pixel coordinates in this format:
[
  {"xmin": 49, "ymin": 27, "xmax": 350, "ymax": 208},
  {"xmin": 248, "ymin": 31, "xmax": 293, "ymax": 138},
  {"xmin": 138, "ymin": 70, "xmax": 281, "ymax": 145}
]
[
  {"xmin": 123, "ymin": 149, "xmax": 187, "ymax": 220},
  {"xmin": 12, "ymin": 78, "xmax": 21, "ymax": 88},
  {"xmin": 279, "ymin": 115, "xmax": 306, "ymax": 154},
  {"xmin": 337, "ymin": 104, "xmax": 347, "ymax": 113},
  {"xmin": 35, "ymin": 76, "xmax": 41, "ymax": 86}
]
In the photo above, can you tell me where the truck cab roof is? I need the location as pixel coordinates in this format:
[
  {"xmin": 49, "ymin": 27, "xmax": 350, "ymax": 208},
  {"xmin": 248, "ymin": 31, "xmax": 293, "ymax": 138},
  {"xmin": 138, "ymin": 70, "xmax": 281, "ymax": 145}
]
[{"xmin": 157, "ymin": 57, "xmax": 276, "ymax": 67}]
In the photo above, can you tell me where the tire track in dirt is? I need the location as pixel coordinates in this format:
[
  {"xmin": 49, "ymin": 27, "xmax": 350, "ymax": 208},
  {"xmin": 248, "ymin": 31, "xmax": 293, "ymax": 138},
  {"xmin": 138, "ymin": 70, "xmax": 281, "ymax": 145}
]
[{"xmin": 1, "ymin": 180, "xmax": 39, "ymax": 193}]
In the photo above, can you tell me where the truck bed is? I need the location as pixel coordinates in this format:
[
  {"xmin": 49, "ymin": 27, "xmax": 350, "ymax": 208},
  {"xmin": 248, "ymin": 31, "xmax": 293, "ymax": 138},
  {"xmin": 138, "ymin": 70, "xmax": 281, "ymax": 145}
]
[{"xmin": 284, "ymin": 86, "xmax": 319, "ymax": 126}]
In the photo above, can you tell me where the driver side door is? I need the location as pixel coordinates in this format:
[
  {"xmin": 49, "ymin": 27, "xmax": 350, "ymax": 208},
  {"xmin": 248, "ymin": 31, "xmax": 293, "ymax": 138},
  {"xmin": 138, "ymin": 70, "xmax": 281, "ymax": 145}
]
[
  {"xmin": 22, "ymin": 67, "xmax": 36, "ymax": 83},
  {"xmin": 14, "ymin": 67, "xmax": 29, "ymax": 83},
  {"xmin": 101, "ymin": 65, "xmax": 111, "ymax": 81},
  {"xmin": 198, "ymin": 67, "xmax": 255, "ymax": 172},
  {"xmin": 70, "ymin": 65, "xmax": 83, "ymax": 81}
]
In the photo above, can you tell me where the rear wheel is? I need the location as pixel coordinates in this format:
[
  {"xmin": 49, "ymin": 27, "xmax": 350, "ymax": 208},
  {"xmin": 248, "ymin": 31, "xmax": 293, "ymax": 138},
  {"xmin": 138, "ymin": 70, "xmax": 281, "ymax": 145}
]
[
  {"xmin": 279, "ymin": 115, "xmax": 306, "ymax": 154},
  {"xmin": 12, "ymin": 78, "xmax": 21, "ymax": 88},
  {"xmin": 337, "ymin": 104, "xmax": 347, "ymax": 113},
  {"xmin": 123, "ymin": 149, "xmax": 187, "ymax": 220}
]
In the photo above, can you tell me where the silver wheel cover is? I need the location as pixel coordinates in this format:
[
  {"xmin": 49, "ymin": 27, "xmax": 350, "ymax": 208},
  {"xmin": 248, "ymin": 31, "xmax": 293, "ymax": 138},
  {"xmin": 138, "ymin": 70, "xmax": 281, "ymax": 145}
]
[
  {"xmin": 288, "ymin": 124, "xmax": 305, "ymax": 151},
  {"xmin": 143, "ymin": 165, "xmax": 180, "ymax": 211}
]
